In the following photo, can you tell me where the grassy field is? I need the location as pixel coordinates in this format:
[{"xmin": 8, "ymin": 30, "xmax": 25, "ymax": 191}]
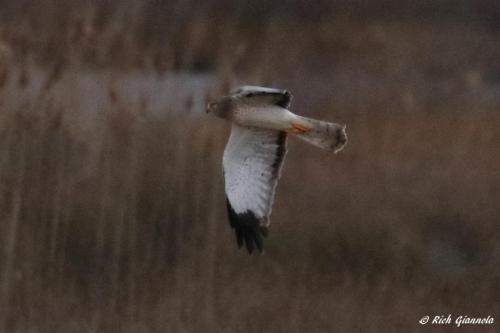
[{"xmin": 0, "ymin": 1, "xmax": 499, "ymax": 332}]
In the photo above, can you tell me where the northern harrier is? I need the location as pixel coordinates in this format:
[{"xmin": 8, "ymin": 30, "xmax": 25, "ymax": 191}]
[{"xmin": 207, "ymin": 86, "xmax": 347, "ymax": 253}]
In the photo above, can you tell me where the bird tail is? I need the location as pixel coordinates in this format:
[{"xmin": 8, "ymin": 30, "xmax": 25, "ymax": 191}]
[{"xmin": 289, "ymin": 116, "xmax": 347, "ymax": 153}]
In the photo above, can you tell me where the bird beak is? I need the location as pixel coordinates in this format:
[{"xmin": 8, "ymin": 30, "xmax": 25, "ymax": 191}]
[{"xmin": 206, "ymin": 102, "xmax": 216, "ymax": 113}]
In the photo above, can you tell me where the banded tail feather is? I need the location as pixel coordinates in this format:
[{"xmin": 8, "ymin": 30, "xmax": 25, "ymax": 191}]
[{"xmin": 291, "ymin": 116, "xmax": 347, "ymax": 153}]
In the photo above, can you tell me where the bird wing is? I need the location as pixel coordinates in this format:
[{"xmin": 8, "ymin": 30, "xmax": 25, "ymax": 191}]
[
  {"xmin": 223, "ymin": 124, "xmax": 287, "ymax": 253},
  {"xmin": 232, "ymin": 85, "xmax": 292, "ymax": 108}
]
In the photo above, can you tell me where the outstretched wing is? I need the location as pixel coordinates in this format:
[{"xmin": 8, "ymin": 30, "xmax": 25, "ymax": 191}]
[
  {"xmin": 232, "ymin": 85, "xmax": 292, "ymax": 109},
  {"xmin": 223, "ymin": 124, "xmax": 287, "ymax": 253}
]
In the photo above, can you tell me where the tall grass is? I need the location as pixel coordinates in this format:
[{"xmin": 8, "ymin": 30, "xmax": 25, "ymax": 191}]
[
  {"xmin": 1, "ymin": 84, "xmax": 498, "ymax": 332},
  {"xmin": 0, "ymin": 1, "xmax": 499, "ymax": 332}
]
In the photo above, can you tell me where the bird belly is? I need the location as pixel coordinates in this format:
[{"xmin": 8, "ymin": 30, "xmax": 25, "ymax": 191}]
[{"xmin": 234, "ymin": 106, "xmax": 296, "ymax": 131}]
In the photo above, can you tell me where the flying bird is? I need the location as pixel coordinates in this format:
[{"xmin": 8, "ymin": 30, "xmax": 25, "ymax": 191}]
[{"xmin": 207, "ymin": 86, "xmax": 347, "ymax": 254}]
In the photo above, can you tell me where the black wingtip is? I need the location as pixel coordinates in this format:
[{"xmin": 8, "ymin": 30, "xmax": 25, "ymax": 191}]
[{"xmin": 226, "ymin": 198, "xmax": 268, "ymax": 254}]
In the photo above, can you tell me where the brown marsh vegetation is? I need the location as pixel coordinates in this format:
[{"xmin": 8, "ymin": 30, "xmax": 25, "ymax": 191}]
[{"xmin": 0, "ymin": 1, "xmax": 499, "ymax": 332}]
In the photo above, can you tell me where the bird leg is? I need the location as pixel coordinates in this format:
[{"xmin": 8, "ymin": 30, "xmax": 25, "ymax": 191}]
[{"xmin": 290, "ymin": 122, "xmax": 310, "ymax": 134}]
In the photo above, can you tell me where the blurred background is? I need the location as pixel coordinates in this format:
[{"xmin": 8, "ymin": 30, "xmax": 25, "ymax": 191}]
[{"xmin": 0, "ymin": 0, "xmax": 499, "ymax": 332}]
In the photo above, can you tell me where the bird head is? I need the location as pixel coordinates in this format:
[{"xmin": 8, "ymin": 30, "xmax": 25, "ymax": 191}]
[{"xmin": 206, "ymin": 96, "xmax": 234, "ymax": 119}]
